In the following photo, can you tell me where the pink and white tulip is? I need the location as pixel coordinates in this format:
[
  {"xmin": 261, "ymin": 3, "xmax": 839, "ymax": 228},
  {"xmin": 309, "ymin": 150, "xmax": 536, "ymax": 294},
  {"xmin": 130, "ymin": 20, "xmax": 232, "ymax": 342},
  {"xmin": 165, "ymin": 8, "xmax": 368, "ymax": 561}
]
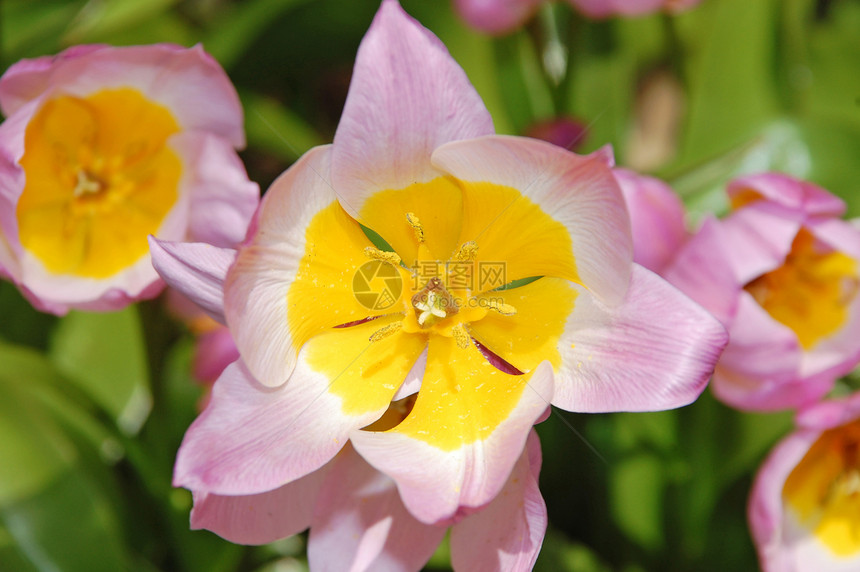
[
  {"xmin": 455, "ymin": 0, "xmax": 703, "ymax": 35},
  {"xmin": 749, "ymin": 392, "xmax": 860, "ymax": 571},
  {"xmin": 152, "ymin": 0, "xmax": 726, "ymax": 567},
  {"xmin": 665, "ymin": 173, "xmax": 860, "ymax": 411},
  {"xmin": 0, "ymin": 44, "xmax": 258, "ymax": 314}
]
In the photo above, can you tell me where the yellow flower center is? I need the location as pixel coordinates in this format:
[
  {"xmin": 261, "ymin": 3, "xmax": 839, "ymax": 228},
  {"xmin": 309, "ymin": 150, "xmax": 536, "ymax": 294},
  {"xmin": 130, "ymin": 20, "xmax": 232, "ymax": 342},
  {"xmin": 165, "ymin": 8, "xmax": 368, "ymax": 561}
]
[
  {"xmin": 783, "ymin": 420, "xmax": 860, "ymax": 555},
  {"xmin": 745, "ymin": 229, "xmax": 858, "ymax": 349},
  {"xmin": 16, "ymin": 88, "xmax": 182, "ymax": 278}
]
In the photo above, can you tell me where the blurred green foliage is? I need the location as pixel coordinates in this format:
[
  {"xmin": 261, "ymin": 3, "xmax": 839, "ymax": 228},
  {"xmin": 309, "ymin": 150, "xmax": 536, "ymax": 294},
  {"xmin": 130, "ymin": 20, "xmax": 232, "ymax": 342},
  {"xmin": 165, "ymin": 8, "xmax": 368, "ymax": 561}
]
[{"xmin": 1, "ymin": 0, "xmax": 859, "ymax": 570}]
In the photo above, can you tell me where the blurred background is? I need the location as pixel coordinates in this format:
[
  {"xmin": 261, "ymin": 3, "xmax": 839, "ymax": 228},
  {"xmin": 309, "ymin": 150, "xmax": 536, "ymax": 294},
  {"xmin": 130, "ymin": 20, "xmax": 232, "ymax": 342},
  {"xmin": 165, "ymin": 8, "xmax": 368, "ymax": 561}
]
[{"xmin": 1, "ymin": 0, "xmax": 859, "ymax": 570}]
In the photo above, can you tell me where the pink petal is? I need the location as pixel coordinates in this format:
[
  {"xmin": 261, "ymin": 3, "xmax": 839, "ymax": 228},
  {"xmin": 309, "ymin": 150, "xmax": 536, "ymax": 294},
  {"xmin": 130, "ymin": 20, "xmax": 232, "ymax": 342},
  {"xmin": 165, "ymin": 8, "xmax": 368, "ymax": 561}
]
[
  {"xmin": 190, "ymin": 463, "xmax": 328, "ymax": 545},
  {"xmin": 149, "ymin": 238, "xmax": 235, "ymax": 325},
  {"xmin": 170, "ymin": 132, "xmax": 259, "ymax": 248},
  {"xmin": 554, "ymin": 264, "xmax": 727, "ymax": 412},
  {"xmin": 615, "ymin": 168, "xmax": 688, "ymax": 274},
  {"xmin": 570, "ymin": 0, "xmax": 664, "ymax": 18},
  {"xmin": 713, "ymin": 293, "xmax": 812, "ymax": 411},
  {"xmin": 192, "ymin": 326, "xmax": 240, "ymax": 384},
  {"xmin": 748, "ymin": 427, "xmax": 822, "ymax": 572},
  {"xmin": 174, "ymin": 356, "xmax": 391, "ymax": 495},
  {"xmin": 224, "ymin": 145, "xmax": 341, "ymax": 387},
  {"xmin": 308, "ymin": 445, "xmax": 446, "ymax": 572},
  {"xmin": 719, "ymin": 202, "xmax": 801, "ymax": 285},
  {"xmin": 0, "ymin": 44, "xmax": 107, "ymax": 115},
  {"xmin": 454, "ymin": 0, "xmax": 544, "ymax": 35},
  {"xmin": 331, "ymin": 0, "xmax": 493, "ymax": 219},
  {"xmin": 1, "ymin": 44, "xmax": 245, "ymax": 147},
  {"xmin": 662, "ymin": 217, "xmax": 740, "ymax": 326},
  {"xmin": 450, "ymin": 430, "xmax": 547, "ymax": 571},
  {"xmin": 796, "ymin": 391, "xmax": 860, "ymax": 431},
  {"xmin": 728, "ymin": 173, "xmax": 846, "ymax": 218},
  {"xmin": 432, "ymin": 135, "xmax": 633, "ymax": 305},
  {"xmin": 350, "ymin": 361, "xmax": 554, "ymax": 525}
]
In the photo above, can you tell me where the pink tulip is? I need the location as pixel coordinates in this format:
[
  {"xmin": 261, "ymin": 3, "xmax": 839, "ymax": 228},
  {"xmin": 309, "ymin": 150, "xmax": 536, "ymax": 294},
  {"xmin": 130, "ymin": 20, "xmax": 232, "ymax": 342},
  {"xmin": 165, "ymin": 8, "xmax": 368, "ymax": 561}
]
[
  {"xmin": 0, "ymin": 44, "xmax": 258, "ymax": 314},
  {"xmin": 152, "ymin": 1, "xmax": 726, "ymax": 566},
  {"xmin": 455, "ymin": 0, "xmax": 703, "ymax": 35},
  {"xmin": 666, "ymin": 173, "xmax": 860, "ymax": 411},
  {"xmin": 749, "ymin": 392, "xmax": 860, "ymax": 571}
]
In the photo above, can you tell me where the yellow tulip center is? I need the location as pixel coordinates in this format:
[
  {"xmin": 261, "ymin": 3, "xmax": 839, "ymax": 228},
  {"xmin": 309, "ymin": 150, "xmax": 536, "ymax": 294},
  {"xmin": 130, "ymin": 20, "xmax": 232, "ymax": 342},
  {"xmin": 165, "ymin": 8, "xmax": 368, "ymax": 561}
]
[
  {"xmin": 745, "ymin": 229, "xmax": 858, "ymax": 349},
  {"xmin": 366, "ymin": 212, "xmax": 516, "ymax": 358},
  {"xmin": 16, "ymin": 88, "xmax": 182, "ymax": 278},
  {"xmin": 783, "ymin": 420, "xmax": 860, "ymax": 555}
]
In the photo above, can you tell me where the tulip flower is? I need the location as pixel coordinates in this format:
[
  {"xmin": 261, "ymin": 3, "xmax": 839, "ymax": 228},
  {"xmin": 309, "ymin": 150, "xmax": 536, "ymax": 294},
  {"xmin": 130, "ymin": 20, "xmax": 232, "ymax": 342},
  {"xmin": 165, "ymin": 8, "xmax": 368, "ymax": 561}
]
[
  {"xmin": 0, "ymin": 44, "xmax": 258, "ymax": 313},
  {"xmin": 749, "ymin": 392, "xmax": 860, "ymax": 571},
  {"xmin": 152, "ymin": 0, "xmax": 726, "ymax": 565},
  {"xmin": 665, "ymin": 173, "xmax": 860, "ymax": 411},
  {"xmin": 455, "ymin": 0, "xmax": 702, "ymax": 35}
]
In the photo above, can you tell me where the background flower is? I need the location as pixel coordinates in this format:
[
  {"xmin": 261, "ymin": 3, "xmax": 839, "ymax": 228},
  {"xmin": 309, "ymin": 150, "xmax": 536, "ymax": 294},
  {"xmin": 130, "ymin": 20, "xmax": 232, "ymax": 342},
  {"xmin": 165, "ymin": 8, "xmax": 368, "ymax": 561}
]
[
  {"xmin": 749, "ymin": 392, "xmax": 860, "ymax": 571},
  {"xmin": 0, "ymin": 44, "xmax": 258, "ymax": 314},
  {"xmin": 665, "ymin": 173, "xmax": 860, "ymax": 411}
]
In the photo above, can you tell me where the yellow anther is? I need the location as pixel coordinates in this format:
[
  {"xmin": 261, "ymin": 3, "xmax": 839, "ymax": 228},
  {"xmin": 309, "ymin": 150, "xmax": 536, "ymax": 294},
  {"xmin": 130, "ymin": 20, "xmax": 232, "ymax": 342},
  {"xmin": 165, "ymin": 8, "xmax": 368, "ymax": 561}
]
[
  {"xmin": 452, "ymin": 324, "xmax": 471, "ymax": 349},
  {"xmin": 364, "ymin": 246, "xmax": 401, "ymax": 266},
  {"xmin": 453, "ymin": 241, "xmax": 478, "ymax": 262},
  {"xmin": 485, "ymin": 299, "xmax": 517, "ymax": 316},
  {"xmin": 369, "ymin": 321, "xmax": 403, "ymax": 342},
  {"xmin": 406, "ymin": 212, "xmax": 425, "ymax": 243}
]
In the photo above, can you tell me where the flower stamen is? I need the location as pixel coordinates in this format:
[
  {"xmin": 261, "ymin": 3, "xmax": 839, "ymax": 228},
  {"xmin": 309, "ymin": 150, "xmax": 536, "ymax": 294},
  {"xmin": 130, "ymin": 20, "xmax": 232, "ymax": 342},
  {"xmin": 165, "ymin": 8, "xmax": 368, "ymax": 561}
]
[
  {"xmin": 452, "ymin": 323, "xmax": 470, "ymax": 349},
  {"xmin": 484, "ymin": 299, "xmax": 517, "ymax": 316},
  {"xmin": 406, "ymin": 212, "xmax": 424, "ymax": 243},
  {"xmin": 453, "ymin": 240, "xmax": 478, "ymax": 261},
  {"xmin": 364, "ymin": 246, "xmax": 401, "ymax": 266},
  {"xmin": 369, "ymin": 321, "xmax": 403, "ymax": 342}
]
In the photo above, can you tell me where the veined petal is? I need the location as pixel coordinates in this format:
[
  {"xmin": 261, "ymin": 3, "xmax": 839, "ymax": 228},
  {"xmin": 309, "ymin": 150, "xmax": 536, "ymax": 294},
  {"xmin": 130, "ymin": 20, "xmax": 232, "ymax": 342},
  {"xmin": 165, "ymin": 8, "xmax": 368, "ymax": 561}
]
[
  {"xmin": 331, "ymin": 0, "xmax": 493, "ymax": 221},
  {"xmin": 308, "ymin": 444, "xmax": 445, "ymax": 572},
  {"xmin": 728, "ymin": 173, "xmax": 846, "ymax": 218},
  {"xmin": 189, "ymin": 463, "xmax": 328, "ymax": 545},
  {"xmin": 554, "ymin": 264, "xmax": 726, "ymax": 412},
  {"xmin": 225, "ymin": 146, "xmax": 394, "ymax": 387},
  {"xmin": 149, "ymin": 238, "xmax": 235, "ymax": 325},
  {"xmin": 351, "ymin": 347, "xmax": 553, "ymax": 524},
  {"xmin": 174, "ymin": 330, "xmax": 415, "ymax": 495},
  {"xmin": 432, "ymin": 135, "xmax": 632, "ymax": 303},
  {"xmin": 450, "ymin": 430, "xmax": 546, "ymax": 572}
]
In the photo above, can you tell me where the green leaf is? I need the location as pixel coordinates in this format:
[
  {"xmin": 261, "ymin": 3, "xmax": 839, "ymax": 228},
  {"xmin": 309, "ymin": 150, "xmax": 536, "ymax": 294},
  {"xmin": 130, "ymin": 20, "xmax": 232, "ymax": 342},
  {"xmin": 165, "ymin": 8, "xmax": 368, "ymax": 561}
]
[
  {"xmin": 202, "ymin": 0, "xmax": 316, "ymax": 71},
  {"xmin": 49, "ymin": 308, "xmax": 151, "ymax": 434},
  {"xmin": 0, "ymin": 343, "xmax": 129, "ymax": 571},
  {"xmin": 676, "ymin": 0, "xmax": 781, "ymax": 165},
  {"xmin": 61, "ymin": 0, "xmax": 179, "ymax": 44},
  {"xmin": 243, "ymin": 91, "xmax": 326, "ymax": 163},
  {"xmin": 609, "ymin": 453, "xmax": 665, "ymax": 551}
]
